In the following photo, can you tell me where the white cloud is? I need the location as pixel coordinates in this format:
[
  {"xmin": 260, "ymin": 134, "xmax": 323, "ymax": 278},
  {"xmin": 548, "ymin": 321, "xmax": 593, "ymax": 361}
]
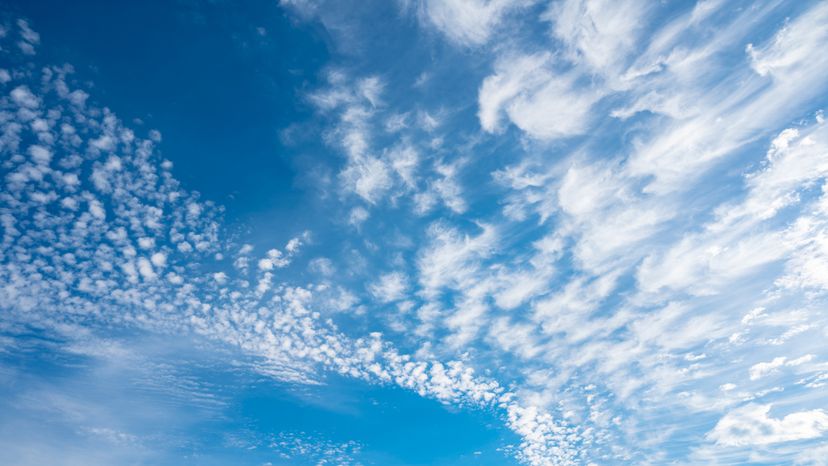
[
  {"xmin": 150, "ymin": 252, "xmax": 167, "ymax": 268},
  {"xmin": 16, "ymin": 19, "xmax": 39, "ymax": 55},
  {"xmin": 750, "ymin": 354, "xmax": 815, "ymax": 381},
  {"xmin": 310, "ymin": 73, "xmax": 442, "ymax": 206},
  {"xmin": 544, "ymin": 0, "xmax": 648, "ymax": 76},
  {"xmin": 10, "ymin": 85, "xmax": 39, "ymax": 108},
  {"xmin": 348, "ymin": 206, "xmax": 369, "ymax": 226},
  {"xmin": 341, "ymin": 156, "xmax": 393, "ymax": 203},
  {"xmin": 258, "ymin": 248, "xmax": 290, "ymax": 270},
  {"xmin": 478, "ymin": 53, "xmax": 601, "ymax": 139},
  {"xmin": 136, "ymin": 257, "xmax": 156, "ymax": 280},
  {"xmin": 636, "ymin": 123, "xmax": 828, "ymax": 296},
  {"xmin": 795, "ymin": 443, "xmax": 828, "ymax": 465},
  {"xmin": 708, "ymin": 404, "xmax": 828, "ymax": 446},
  {"xmin": 415, "ymin": 159, "xmax": 467, "ymax": 214},
  {"xmin": 28, "ymin": 144, "xmax": 52, "ymax": 164},
  {"xmin": 419, "ymin": 0, "xmax": 532, "ymax": 46},
  {"xmin": 778, "ymin": 224, "xmax": 828, "ymax": 292},
  {"xmin": 624, "ymin": 2, "xmax": 828, "ymax": 194},
  {"xmin": 416, "ymin": 222, "xmax": 496, "ymax": 296},
  {"xmin": 749, "ymin": 357, "xmax": 787, "ymax": 381},
  {"xmin": 747, "ymin": 3, "xmax": 828, "ymax": 78},
  {"xmin": 369, "ymin": 272, "xmax": 409, "ymax": 303},
  {"xmin": 557, "ymin": 162, "xmax": 621, "ymax": 217},
  {"xmin": 388, "ymin": 144, "xmax": 419, "ymax": 189}
]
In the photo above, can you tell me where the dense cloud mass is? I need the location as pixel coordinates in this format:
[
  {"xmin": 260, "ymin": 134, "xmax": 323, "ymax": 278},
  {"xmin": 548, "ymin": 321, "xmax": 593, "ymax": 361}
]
[{"xmin": 3, "ymin": 1, "xmax": 828, "ymax": 464}]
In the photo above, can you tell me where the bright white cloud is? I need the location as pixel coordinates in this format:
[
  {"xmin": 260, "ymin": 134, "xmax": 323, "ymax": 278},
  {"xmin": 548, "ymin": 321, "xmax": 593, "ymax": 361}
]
[
  {"xmin": 708, "ymin": 404, "xmax": 828, "ymax": 446},
  {"xmin": 416, "ymin": 222, "xmax": 496, "ymax": 296},
  {"xmin": 749, "ymin": 354, "xmax": 814, "ymax": 381},
  {"xmin": 478, "ymin": 52, "xmax": 601, "ymax": 139},
  {"xmin": 747, "ymin": 3, "xmax": 828, "ymax": 78},
  {"xmin": 545, "ymin": 0, "xmax": 648, "ymax": 76}
]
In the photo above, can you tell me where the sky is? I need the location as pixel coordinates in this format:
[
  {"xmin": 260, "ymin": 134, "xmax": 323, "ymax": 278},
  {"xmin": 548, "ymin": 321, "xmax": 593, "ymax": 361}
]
[{"xmin": 0, "ymin": 0, "xmax": 827, "ymax": 465}]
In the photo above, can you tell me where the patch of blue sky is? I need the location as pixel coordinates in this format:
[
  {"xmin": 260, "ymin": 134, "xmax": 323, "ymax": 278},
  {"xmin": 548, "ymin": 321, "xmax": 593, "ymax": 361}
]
[{"xmin": 0, "ymin": 325, "xmax": 520, "ymax": 465}]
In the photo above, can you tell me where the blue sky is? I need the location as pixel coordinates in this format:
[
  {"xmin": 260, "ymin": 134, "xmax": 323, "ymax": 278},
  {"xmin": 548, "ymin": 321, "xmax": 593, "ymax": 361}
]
[{"xmin": 1, "ymin": 0, "xmax": 828, "ymax": 465}]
